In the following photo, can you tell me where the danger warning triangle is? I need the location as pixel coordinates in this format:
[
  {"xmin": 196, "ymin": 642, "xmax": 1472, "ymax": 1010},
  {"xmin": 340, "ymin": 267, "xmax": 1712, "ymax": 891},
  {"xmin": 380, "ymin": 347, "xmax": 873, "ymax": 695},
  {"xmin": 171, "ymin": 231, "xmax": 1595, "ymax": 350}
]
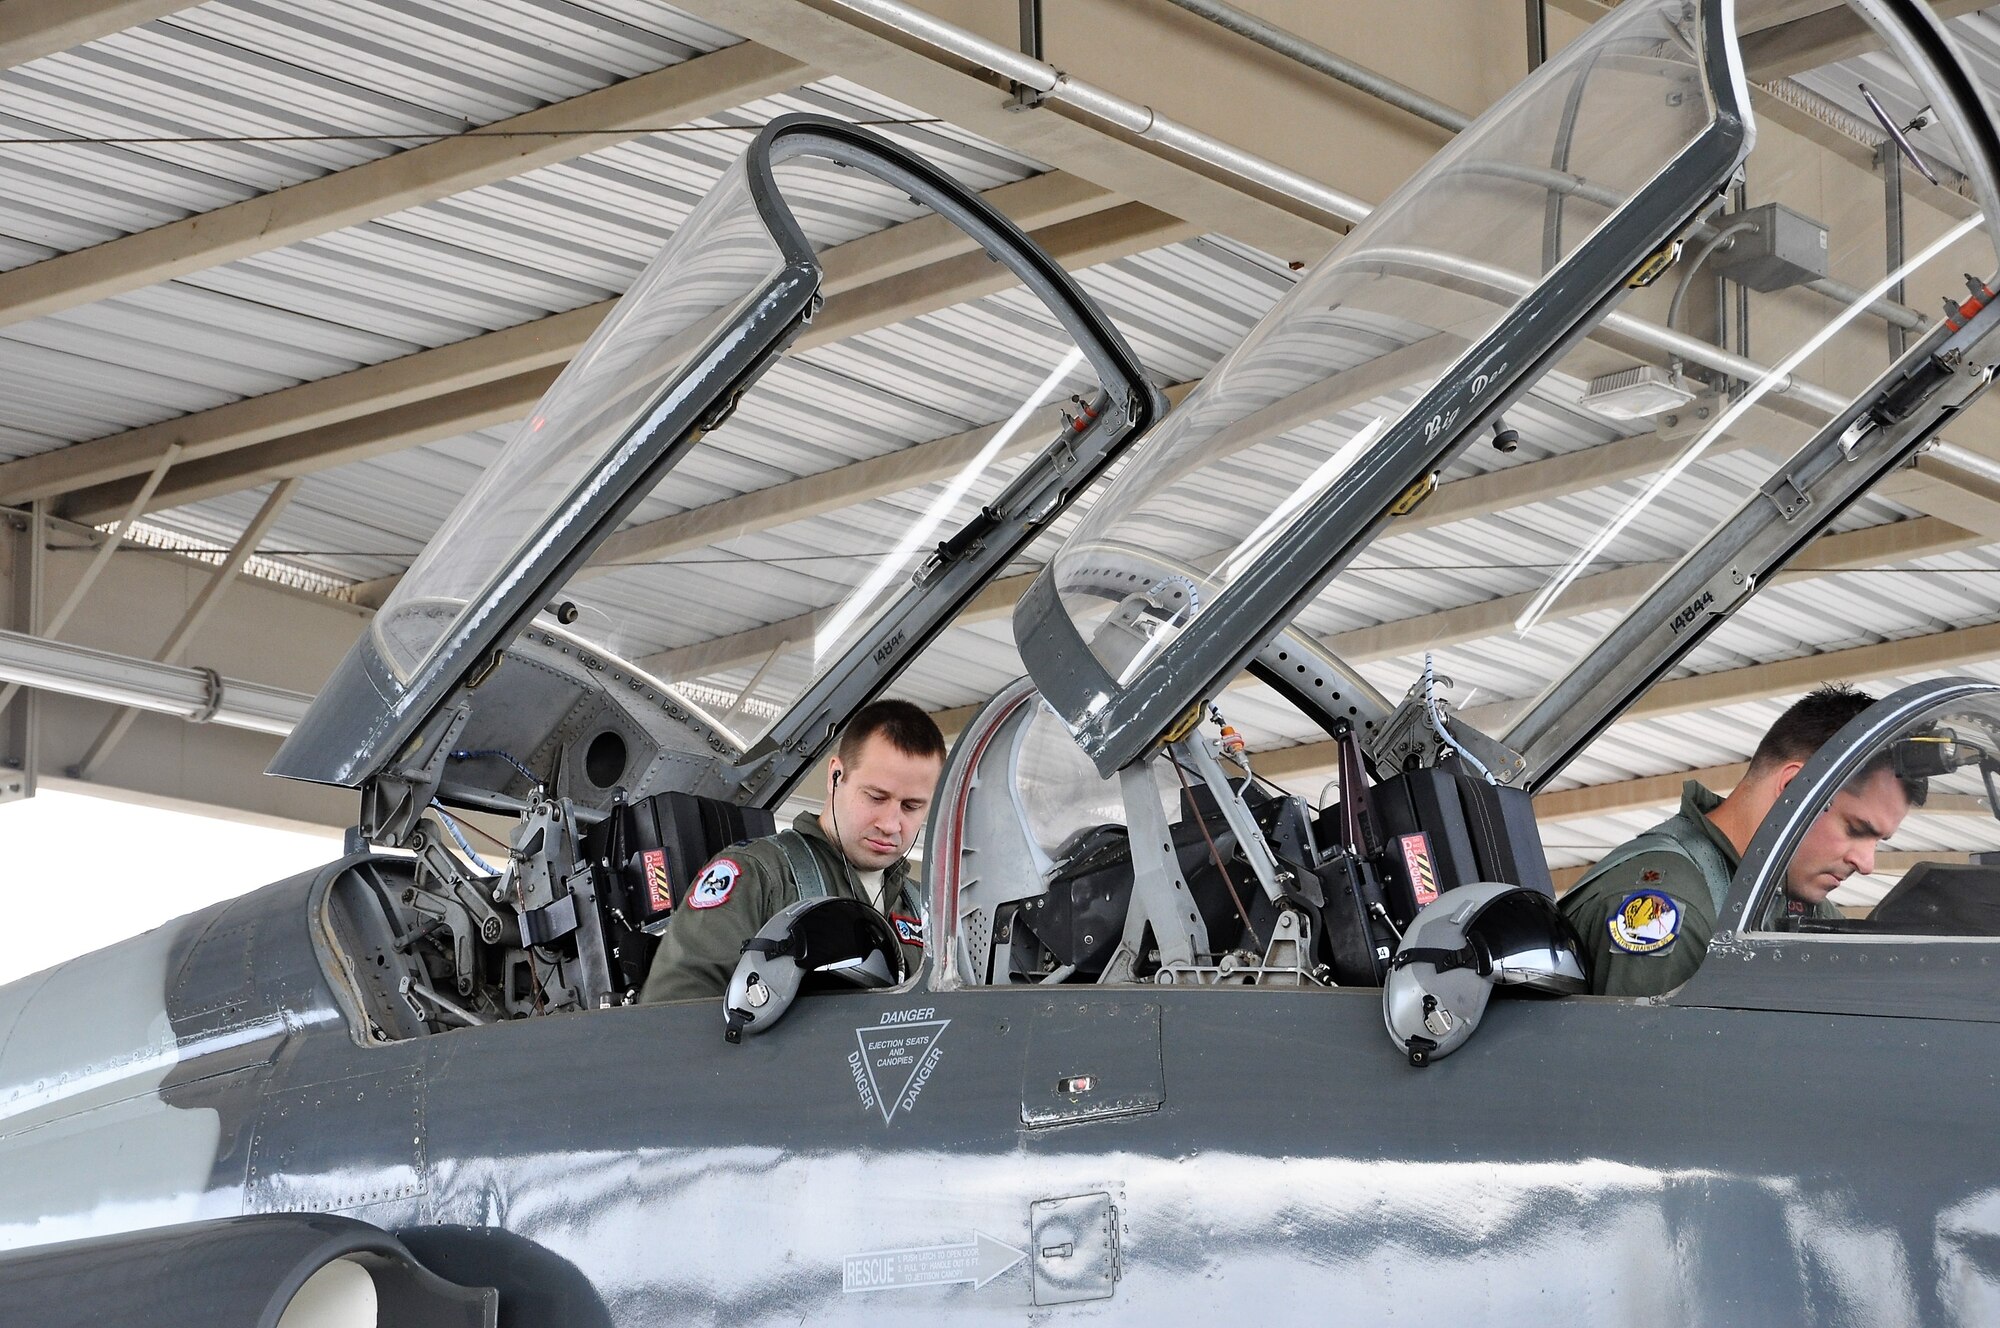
[{"xmin": 855, "ymin": 1019, "xmax": 949, "ymax": 1124}]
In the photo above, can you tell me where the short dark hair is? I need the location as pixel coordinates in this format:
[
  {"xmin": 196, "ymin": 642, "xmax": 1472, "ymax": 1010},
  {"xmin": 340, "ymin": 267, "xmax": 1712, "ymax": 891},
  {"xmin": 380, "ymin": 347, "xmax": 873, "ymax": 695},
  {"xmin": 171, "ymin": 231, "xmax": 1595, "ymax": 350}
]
[
  {"xmin": 838, "ymin": 699, "xmax": 946, "ymax": 768},
  {"xmin": 1849, "ymin": 748, "xmax": 1929, "ymax": 809},
  {"xmin": 1747, "ymin": 683, "xmax": 1878, "ymax": 776}
]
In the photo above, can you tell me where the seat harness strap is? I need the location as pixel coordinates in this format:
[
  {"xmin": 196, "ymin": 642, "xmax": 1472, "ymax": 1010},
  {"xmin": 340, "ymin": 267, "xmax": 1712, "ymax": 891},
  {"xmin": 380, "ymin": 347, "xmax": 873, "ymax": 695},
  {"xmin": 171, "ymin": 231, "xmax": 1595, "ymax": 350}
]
[{"xmin": 776, "ymin": 828, "xmax": 833, "ymax": 902}]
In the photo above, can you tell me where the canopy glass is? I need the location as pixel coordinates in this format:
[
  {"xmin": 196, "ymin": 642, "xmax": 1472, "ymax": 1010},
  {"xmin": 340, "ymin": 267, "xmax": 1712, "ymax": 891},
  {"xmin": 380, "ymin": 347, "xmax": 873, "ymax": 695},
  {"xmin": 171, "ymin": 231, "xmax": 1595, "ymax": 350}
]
[
  {"xmin": 274, "ymin": 117, "xmax": 1156, "ymax": 799},
  {"xmin": 1025, "ymin": 0, "xmax": 1999, "ymax": 774}
]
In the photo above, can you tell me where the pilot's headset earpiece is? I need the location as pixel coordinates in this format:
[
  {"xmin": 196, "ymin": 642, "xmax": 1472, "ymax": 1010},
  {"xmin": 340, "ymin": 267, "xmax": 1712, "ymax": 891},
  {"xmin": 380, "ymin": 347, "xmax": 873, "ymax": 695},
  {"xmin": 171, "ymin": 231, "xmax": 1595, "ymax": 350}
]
[{"xmin": 827, "ymin": 762, "xmax": 847, "ymax": 860}]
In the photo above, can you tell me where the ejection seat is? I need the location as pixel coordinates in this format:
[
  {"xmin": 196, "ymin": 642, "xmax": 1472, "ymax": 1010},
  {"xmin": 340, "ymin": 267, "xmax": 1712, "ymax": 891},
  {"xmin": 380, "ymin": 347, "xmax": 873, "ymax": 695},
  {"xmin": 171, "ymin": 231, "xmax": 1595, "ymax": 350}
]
[{"xmin": 929, "ymin": 674, "xmax": 1560, "ymax": 991}]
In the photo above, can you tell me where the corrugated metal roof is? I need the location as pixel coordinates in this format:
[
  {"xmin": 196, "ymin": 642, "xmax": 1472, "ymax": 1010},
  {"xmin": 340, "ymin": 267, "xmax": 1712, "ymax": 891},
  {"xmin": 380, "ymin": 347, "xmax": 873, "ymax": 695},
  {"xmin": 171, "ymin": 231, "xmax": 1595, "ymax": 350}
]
[
  {"xmin": 6, "ymin": 0, "xmax": 2000, "ymax": 891},
  {"xmin": 0, "ymin": 1, "xmax": 739, "ymax": 263},
  {"xmin": 2, "ymin": 64, "xmax": 1045, "ymax": 458}
]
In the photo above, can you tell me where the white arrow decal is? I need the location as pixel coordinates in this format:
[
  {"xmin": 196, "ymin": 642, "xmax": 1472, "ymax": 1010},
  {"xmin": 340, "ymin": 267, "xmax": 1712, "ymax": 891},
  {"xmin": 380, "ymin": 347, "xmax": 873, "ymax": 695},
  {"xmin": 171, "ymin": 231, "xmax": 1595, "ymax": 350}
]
[{"xmin": 841, "ymin": 1231, "xmax": 1026, "ymax": 1293}]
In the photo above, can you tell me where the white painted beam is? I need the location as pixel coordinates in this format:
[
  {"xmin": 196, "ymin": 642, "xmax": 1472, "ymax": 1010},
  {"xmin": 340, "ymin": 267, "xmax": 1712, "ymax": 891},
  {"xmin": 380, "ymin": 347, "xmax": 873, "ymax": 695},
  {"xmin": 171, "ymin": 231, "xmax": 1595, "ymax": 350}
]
[
  {"xmin": 0, "ymin": 0, "xmax": 191, "ymax": 69},
  {"xmin": 58, "ymin": 199, "xmax": 1188, "ymax": 523},
  {"xmin": 1262, "ymin": 593, "xmax": 2000, "ymax": 790},
  {"xmin": 1740, "ymin": 0, "xmax": 1989, "ymax": 81},
  {"xmin": 0, "ymin": 43, "xmax": 811, "ymax": 327},
  {"xmin": 670, "ymin": 0, "xmax": 1349, "ymax": 260},
  {"xmin": 3, "ymin": 171, "xmax": 1122, "ymax": 515}
]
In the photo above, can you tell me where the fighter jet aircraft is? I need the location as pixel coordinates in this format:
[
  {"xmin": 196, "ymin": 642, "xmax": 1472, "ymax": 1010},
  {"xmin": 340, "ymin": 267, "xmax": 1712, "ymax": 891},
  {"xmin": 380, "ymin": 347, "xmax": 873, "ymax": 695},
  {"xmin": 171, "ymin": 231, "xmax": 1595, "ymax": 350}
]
[{"xmin": 7, "ymin": 0, "xmax": 2000, "ymax": 1322}]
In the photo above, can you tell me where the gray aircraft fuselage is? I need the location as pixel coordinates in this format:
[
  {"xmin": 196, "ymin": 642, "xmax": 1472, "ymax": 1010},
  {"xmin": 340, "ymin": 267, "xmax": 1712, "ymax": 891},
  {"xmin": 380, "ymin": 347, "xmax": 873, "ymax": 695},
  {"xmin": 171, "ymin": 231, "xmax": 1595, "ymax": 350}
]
[{"xmin": 5, "ymin": 855, "xmax": 1993, "ymax": 1326}]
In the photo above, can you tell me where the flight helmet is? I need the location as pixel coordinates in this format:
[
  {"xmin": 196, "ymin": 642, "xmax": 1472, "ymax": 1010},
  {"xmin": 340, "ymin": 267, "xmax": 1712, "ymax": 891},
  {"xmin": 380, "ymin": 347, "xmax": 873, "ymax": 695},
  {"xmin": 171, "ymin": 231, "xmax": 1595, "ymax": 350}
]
[
  {"xmin": 1383, "ymin": 883, "xmax": 1587, "ymax": 1066},
  {"xmin": 724, "ymin": 896, "xmax": 905, "ymax": 1042}
]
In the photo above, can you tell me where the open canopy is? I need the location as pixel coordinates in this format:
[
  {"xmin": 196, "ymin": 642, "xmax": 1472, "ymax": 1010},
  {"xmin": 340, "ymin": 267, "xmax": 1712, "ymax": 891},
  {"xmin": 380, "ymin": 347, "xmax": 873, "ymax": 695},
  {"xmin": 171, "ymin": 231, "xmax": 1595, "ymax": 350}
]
[
  {"xmin": 270, "ymin": 116, "xmax": 1160, "ymax": 818},
  {"xmin": 1020, "ymin": 0, "xmax": 2000, "ymax": 780}
]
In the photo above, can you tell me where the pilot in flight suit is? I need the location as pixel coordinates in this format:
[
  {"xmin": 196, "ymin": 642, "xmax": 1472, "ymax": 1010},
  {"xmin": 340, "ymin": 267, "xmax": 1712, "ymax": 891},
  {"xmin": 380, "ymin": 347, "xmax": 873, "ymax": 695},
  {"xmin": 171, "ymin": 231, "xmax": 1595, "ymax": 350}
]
[
  {"xmin": 1558, "ymin": 779, "xmax": 1754, "ymax": 996},
  {"xmin": 1559, "ymin": 685, "xmax": 1885, "ymax": 997},
  {"xmin": 640, "ymin": 698, "xmax": 945, "ymax": 1004},
  {"xmin": 638, "ymin": 811, "xmax": 925, "ymax": 1003}
]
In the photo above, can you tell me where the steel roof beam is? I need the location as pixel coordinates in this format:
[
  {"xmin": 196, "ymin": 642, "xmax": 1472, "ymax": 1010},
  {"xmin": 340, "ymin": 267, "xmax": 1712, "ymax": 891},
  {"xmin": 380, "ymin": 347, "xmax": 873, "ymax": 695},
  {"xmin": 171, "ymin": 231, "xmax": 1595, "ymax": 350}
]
[
  {"xmin": 670, "ymin": 0, "xmax": 1349, "ymax": 261},
  {"xmin": 0, "ymin": 43, "xmax": 811, "ymax": 329},
  {"xmin": 1210, "ymin": 515, "xmax": 1993, "ymax": 786},
  {"xmin": 1740, "ymin": 0, "xmax": 1990, "ymax": 81},
  {"xmin": 0, "ymin": 169, "xmax": 1121, "ymax": 513},
  {"xmin": 1258, "ymin": 604, "xmax": 2000, "ymax": 788},
  {"xmin": 357, "ymin": 318, "xmax": 1930, "ymax": 616},
  {"xmin": 1534, "ymin": 616, "xmax": 2000, "ymax": 728},
  {"xmin": 1534, "ymin": 761, "xmax": 1751, "ymax": 824},
  {"xmin": 1328, "ymin": 514, "xmax": 1985, "ymax": 663},
  {"xmin": 1533, "ymin": 757, "xmax": 1993, "ymax": 827},
  {"xmin": 351, "ymin": 333, "xmax": 1454, "ymax": 612},
  {"xmin": 573, "ymin": 379, "xmax": 1201, "ymax": 591},
  {"xmin": 55, "ymin": 200, "xmax": 1187, "ymax": 523},
  {"xmin": 640, "ymin": 570, "xmax": 1038, "ymax": 681},
  {"xmin": 1877, "ymin": 452, "xmax": 2000, "ymax": 539},
  {"xmin": 0, "ymin": 0, "xmax": 191, "ymax": 70},
  {"xmin": 620, "ymin": 342, "xmax": 1996, "ymax": 681},
  {"xmin": 647, "ymin": 511, "xmax": 1979, "ymax": 709}
]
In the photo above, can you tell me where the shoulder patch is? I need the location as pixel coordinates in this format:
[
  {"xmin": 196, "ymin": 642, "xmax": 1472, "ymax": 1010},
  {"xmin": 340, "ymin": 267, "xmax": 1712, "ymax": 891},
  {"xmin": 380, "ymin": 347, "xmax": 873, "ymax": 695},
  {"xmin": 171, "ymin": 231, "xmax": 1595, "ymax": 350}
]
[
  {"xmin": 1608, "ymin": 889, "xmax": 1682, "ymax": 955},
  {"xmin": 688, "ymin": 858, "xmax": 741, "ymax": 909},
  {"xmin": 890, "ymin": 913, "xmax": 925, "ymax": 947}
]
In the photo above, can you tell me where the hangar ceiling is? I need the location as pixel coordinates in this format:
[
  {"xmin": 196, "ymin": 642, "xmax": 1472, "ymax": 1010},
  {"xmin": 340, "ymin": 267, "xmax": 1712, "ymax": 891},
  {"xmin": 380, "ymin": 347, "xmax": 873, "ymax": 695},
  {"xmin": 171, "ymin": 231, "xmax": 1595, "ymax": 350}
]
[{"xmin": 5, "ymin": 0, "xmax": 2000, "ymax": 898}]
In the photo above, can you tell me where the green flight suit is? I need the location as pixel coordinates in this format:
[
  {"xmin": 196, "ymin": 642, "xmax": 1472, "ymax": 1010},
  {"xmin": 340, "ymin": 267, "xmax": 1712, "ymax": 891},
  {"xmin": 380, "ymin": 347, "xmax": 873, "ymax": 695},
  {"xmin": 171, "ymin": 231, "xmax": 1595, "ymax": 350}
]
[
  {"xmin": 639, "ymin": 812, "xmax": 923, "ymax": 1004},
  {"xmin": 1560, "ymin": 781, "xmax": 1739, "ymax": 998},
  {"xmin": 1561, "ymin": 779, "xmax": 1837, "ymax": 996}
]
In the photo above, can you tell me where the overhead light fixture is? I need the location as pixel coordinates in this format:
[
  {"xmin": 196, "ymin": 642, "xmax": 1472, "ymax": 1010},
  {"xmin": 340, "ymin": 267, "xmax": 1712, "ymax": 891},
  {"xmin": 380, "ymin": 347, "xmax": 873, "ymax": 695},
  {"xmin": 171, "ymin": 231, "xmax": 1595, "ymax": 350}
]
[{"xmin": 1579, "ymin": 366, "xmax": 1697, "ymax": 420}]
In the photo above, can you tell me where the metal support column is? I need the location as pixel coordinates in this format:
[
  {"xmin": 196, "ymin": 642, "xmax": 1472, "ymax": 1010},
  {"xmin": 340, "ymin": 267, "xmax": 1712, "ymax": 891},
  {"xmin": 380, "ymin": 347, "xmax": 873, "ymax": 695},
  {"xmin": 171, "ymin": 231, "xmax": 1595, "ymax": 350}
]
[
  {"xmin": 0, "ymin": 442, "xmax": 181, "ymax": 722},
  {"xmin": 0, "ymin": 501, "xmax": 44, "ymax": 804},
  {"xmin": 1881, "ymin": 140, "xmax": 1910, "ymax": 360},
  {"xmin": 71, "ymin": 477, "xmax": 300, "ymax": 782},
  {"xmin": 1008, "ymin": 0, "xmax": 1045, "ymax": 109},
  {"xmin": 719, "ymin": 637, "xmax": 789, "ymax": 727},
  {"xmin": 1526, "ymin": 0, "xmax": 1547, "ymax": 72}
]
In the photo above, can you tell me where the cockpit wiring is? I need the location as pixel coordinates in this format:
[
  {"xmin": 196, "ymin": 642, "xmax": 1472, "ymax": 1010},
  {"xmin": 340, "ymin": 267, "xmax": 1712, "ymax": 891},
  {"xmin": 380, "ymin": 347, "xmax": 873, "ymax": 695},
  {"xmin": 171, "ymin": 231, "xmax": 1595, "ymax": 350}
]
[
  {"xmin": 449, "ymin": 748, "xmax": 543, "ymax": 786},
  {"xmin": 1422, "ymin": 653, "xmax": 1498, "ymax": 785},
  {"xmin": 1169, "ymin": 752, "xmax": 1265, "ymax": 951},
  {"xmin": 428, "ymin": 800, "xmax": 502, "ymax": 877}
]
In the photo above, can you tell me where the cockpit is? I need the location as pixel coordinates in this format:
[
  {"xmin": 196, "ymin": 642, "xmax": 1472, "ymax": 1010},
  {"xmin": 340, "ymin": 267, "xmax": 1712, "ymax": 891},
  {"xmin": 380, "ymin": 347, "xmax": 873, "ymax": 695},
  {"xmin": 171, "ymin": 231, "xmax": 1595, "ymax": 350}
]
[
  {"xmin": 272, "ymin": 113, "xmax": 1165, "ymax": 1039},
  {"xmin": 265, "ymin": 0, "xmax": 2000, "ymax": 1046}
]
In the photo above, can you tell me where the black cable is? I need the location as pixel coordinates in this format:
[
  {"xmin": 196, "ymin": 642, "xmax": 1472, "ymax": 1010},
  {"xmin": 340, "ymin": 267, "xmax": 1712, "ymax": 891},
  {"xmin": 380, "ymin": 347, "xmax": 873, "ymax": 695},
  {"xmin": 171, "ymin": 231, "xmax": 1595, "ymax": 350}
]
[
  {"xmin": 0, "ymin": 118, "xmax": 944, "ymax": 147},
  {"xmin": 1169, "ymin": 753, "xmax": 1264, "ymax": 952}
]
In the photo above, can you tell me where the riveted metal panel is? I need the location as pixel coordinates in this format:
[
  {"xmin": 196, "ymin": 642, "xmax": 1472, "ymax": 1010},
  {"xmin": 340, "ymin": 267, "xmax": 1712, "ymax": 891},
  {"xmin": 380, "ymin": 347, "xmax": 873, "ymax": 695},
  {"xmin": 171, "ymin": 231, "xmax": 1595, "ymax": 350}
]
[{"xmin": 247, "ymin": 1065, "xmax": 426, "ymax": 1215}]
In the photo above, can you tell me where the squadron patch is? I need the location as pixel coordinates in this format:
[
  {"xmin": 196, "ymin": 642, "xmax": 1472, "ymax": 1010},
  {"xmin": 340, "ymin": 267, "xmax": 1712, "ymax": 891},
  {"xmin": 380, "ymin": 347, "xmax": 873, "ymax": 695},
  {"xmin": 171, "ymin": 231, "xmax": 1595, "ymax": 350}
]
[
  {"xmin": 1608, "ymin": 889, "xmax": 1682, "ymax": 955},
  {"xmin": 890, "ymin": 913, "xmax": 925, "ymax": 947},
  {"xmin": 688, "ymin": 858, "xmax": 741, "ymax": 909}
]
